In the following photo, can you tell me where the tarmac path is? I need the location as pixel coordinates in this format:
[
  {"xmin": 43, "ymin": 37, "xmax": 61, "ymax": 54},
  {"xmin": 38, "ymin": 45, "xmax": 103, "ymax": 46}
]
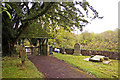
[{"xmin": 28, "ymin": 55, "xmax": 96, "ymax": 79}]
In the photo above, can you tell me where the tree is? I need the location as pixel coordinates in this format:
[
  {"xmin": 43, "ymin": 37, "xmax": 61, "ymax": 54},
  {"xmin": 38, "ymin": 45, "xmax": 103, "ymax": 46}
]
[
  {"xmin": 77, "ymin": 29, "xmax": 118, "ymax": 52},
  {"xmin": 49, "ymin": 27, "xmax": 76, "ymax": 49},
  {"xmin": 2, "ymin": 1, "xmax": 101, "ymax": 56}
]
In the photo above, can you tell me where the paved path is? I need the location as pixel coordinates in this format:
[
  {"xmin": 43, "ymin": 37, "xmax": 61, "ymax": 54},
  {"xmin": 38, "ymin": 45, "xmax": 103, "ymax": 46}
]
[{"xmin": 28, "ymin": 55, "xmax": 96, "ymax": 78}]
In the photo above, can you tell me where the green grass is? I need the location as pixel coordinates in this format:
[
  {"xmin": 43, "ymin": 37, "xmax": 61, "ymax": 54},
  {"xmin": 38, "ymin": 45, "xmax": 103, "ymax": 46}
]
[
  {"xmin": 2, "ymin": 55, "xmax": 44, "ymax": 78},
  {"xmin": 53, "ymin": 53, "xmax": 119, "ymax": 78}
]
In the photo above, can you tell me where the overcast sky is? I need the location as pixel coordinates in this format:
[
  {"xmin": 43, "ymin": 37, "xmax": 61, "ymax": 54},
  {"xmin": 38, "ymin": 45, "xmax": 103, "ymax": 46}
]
[{"xmin": 74, "ymin": 0, "xmax": 120, "ymax": 34}]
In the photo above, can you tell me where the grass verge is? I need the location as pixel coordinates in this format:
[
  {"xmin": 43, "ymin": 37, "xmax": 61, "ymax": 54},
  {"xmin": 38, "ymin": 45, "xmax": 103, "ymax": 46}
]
[
  {"xmin": 53, "ymin": 52, "xmax": 119, "ymax": 78},
  {"xmin": 2, "ymin": 55, "xmax": 44, "ymax": 78}
]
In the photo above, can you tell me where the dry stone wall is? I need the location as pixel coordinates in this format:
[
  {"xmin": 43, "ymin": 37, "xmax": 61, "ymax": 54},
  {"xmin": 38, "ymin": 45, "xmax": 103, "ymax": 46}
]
[
  {"xmin": 81, "ymin": 50, "xmax": 119, "ymax": 60},
  {"xmin": 53, "ymin": 48, "xmax": 119, "ymax": 60}
]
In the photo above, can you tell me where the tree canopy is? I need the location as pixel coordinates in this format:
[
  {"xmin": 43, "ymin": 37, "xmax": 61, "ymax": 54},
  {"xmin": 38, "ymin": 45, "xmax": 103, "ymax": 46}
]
[
  {"xmin": 2, "ymin": 1, "xmax": 102, "ymax": 55},
  {"xmin": 49, "ymin": 28, "xmax": 119, "ymax": 52}
]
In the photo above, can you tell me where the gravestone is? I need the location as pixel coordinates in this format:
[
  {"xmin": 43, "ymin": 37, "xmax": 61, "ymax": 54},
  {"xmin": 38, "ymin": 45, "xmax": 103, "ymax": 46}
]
[{"xmin": 74, "ymin": 43, "xmax": 81, "ymax": 55}]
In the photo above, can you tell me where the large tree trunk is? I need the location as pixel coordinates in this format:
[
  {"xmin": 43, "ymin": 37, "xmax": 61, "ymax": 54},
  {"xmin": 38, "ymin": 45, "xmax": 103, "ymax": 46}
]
[{"xmin": 2, "ymin": 39, "xmax": 15, "ymax": 56}]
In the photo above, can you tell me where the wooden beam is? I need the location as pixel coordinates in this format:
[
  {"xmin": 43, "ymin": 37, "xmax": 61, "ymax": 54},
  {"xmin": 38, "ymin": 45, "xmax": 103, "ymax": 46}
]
[
  {"xmin": 39, "ymin": 39, "xmax": 42, "ymax": 55},
  {"xmin": 41, "ymin": 39, "xmax": 45, "ymax": 55},
  {"xmin": 46, "ymin": 39, "xmax": 48, "ymax": 56},
  {"xmin": 38, "ymin": 39, "xmax": 40, "ymax": 55}
]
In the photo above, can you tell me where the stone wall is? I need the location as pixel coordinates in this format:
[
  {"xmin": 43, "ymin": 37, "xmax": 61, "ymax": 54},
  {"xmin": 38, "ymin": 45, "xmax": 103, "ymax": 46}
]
[
  {"xmin": 53, "ymin": 48, "xmax": 119, "ymax": 60},
  {"xmin": 65, "ymin": 49, "xmax": 74, "ymax": 55},
  {"xmin": 81, "ymin": 50, "xmax": 119, "ymax": 60}
]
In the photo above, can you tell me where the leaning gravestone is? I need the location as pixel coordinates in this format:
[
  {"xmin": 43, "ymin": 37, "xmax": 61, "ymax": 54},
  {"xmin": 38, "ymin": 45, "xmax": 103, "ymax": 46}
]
[{"xmin": 74, "ymin": 43, "xmax": 81, "ymax": 55}]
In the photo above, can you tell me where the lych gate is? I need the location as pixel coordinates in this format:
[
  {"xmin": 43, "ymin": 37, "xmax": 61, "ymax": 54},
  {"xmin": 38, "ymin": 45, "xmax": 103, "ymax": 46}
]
[{"xmin": 19, "ymin": 24, "xmax": 53, "ymax": 56}]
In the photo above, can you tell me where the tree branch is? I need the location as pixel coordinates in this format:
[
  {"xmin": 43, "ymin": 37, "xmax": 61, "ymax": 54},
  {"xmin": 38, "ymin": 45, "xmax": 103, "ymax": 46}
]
[
  {"xmin": 22, "ymin": 2, "xmax": 54, "ymax": 22},
  {"xmin": 14, "ymin": 2, "xmax": 54, "ymax": 44},
  {"xmin": 14, "ymin": 22, "xmax": 29, "ymax": 44},
  {"xmin": 23, "ymin": 2, "xmax": 30, "ymax": 15}
]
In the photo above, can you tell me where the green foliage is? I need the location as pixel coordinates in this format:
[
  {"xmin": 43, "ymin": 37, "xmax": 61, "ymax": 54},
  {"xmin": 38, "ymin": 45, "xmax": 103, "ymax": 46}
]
[
  {"xmin": 78, "ymin": 29, "xmax": 118, "ymax": 52},
  {"xmin": 2, "ymin": 56, "xmax": 44, "ymax": 78},
  {"xmin": 53, "ymin": 53, "xmax": 119, "ymax": 78},
  {"xmin": 20, "ymin": 22, "xmax": 52, "ymax": 38},
  {"xmin": 49, "ymin": 28, "xmax": 76, "ymax": 48},
  {"xmin": 2, "ymin": 1, "xmax": 100, "ymax": 55},
  {"xmin": 1, "ymin": 2, "xmax": 12, "ymax": 19},
  {"xmin": 49, "ymin": 28, "xmax": 118, "ymax": 52},
  {"xmin": 24, "ymin": 39, "xmax": 31, "ymax": 46}
]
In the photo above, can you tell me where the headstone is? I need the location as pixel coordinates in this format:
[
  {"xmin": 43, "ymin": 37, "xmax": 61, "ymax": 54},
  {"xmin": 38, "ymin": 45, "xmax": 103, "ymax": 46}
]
[{"xmin": 74, "ymin": 43, "xmax": 81, "ymax": 55}]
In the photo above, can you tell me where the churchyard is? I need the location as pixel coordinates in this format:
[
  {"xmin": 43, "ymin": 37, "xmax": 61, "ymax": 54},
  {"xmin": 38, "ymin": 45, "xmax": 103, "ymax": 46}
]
[
  {"xmin": 2, "ymin": 1, "xmax": 120, "ymax": 79},
  {"xmin": 53, "ymin": 53, "xmax": 119, "ymax": 78},
  {"xmin": 2, "ymin": 41, "xmax": 119, "ymax": 78}
]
